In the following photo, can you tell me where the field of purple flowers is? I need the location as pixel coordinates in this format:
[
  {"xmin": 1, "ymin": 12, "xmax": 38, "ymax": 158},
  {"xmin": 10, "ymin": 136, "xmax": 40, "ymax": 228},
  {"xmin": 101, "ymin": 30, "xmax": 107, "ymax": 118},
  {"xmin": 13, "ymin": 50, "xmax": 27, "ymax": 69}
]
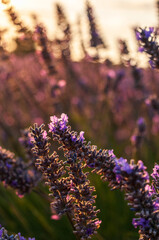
[{"xmin": 0, "ymin": 0, "xmax": 159, "ymax": 240}]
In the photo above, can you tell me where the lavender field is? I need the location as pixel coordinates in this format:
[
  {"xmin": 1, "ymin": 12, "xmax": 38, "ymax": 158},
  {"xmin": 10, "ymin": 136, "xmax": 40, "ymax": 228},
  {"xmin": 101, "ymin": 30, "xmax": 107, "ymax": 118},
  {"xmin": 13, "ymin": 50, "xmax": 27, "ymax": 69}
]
[{"xmin": 0, "ymin": 0, "xmax": 159, "ymax": 240}]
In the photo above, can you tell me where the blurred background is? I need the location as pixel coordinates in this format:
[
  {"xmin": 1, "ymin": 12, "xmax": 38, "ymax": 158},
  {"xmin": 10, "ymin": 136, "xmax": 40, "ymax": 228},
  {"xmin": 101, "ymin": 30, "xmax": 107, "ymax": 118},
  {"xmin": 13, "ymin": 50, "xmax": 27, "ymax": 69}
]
[
  {"xmin": 0, "ymin": 0, "xmax": 158, "ymax": 62},
  {"xmin": 0, "ymin": 0, "xmax": 159, "ymax": 240}
]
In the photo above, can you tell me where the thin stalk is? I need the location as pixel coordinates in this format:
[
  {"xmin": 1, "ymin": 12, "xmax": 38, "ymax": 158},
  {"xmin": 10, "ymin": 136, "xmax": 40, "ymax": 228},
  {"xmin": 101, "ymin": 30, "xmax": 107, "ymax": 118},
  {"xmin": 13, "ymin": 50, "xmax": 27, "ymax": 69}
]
[{"xmin": 59, "ymin": 194, "xmax": 81, "ymax": 240}]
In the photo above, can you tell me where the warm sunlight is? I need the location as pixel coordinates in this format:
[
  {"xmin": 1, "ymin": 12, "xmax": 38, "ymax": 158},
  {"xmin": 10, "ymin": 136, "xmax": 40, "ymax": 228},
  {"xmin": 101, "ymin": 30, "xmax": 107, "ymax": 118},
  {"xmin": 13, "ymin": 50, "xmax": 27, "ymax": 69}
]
[
  {"xmin": 0, "ymin": 2, "xmax": 8, "ymax": 11},
  {"xmin": 1, "ymin": 0, "xmax": 23, "ymax": 8},
  {"xmin": 10, "ymin": 0, "xmax": 23, "ymax": 7},
  {"xmin": 0, "ymin": 1, "xmax": 159, "ymax": 240}
]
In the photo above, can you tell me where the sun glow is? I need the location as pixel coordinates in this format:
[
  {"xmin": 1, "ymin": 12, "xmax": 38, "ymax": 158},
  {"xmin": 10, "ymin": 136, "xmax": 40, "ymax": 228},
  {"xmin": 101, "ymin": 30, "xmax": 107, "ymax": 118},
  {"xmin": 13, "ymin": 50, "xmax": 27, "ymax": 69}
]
[
  {"xmin": 0, "ymin": 2, "xmax": 9, "ymax": 11},
  {"xmin": 10, "ymin": 0, "xmax": 22, "ymax": 6},
  {"xmin": 1, "ymin": 0, "xmax": 23, "ymax": 9}
]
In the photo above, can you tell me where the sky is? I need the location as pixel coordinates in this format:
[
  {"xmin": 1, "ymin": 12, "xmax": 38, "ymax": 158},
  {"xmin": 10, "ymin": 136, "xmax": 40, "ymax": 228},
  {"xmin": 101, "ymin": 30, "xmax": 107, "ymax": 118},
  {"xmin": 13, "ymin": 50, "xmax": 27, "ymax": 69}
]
[{"xmin": 0, "ymin": 0, "xmax": 157, "ymax": 62}]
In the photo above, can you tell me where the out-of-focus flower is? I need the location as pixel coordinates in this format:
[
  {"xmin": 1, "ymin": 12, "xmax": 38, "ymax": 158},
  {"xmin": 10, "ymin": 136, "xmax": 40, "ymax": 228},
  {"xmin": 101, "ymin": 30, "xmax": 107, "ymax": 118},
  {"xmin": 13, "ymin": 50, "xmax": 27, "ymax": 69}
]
[{"xmin": 136, "ymin": 27, "xmax": 159, "ymax": 69}]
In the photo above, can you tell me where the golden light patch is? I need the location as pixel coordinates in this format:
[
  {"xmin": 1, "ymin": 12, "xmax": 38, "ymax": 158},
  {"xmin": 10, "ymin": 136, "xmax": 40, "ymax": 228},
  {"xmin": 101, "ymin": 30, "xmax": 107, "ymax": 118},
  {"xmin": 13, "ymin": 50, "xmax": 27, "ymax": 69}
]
[
  {"xmin": 10, "ymin": 0, "xmax": 22, "ymax": 6},
  {"xmin": 0, "ymin": 2, "xmax": 9, "ymax": 11},
  {"xmin": 1, "ymin": 0, "xmax": 10, "ymax": 4}
]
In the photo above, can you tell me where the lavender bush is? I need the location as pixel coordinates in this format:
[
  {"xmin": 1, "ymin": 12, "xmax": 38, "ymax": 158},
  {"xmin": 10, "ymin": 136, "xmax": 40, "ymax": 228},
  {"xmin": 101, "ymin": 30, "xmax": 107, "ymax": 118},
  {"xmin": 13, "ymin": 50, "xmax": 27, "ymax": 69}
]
[
  {"xmin": 0, "ymin": 0, "xmax": 159, "ymax": 239},
  {"xmin": 29, "ymin": 113, "xmax": 159, "ymax": 240}
]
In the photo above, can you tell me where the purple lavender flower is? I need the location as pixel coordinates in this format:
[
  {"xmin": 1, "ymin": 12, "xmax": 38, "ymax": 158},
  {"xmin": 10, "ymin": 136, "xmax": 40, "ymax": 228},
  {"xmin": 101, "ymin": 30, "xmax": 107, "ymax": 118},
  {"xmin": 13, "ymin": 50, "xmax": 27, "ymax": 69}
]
[
  {"xmin": 38, "ymin": 114, "xmax": 159, "ymax": 239},
  {"xmin": 49, "ymin": 113, "xmax": 68, "ymax": 132},
  {"xmin": 31, "ymin": 123, "xmax": 101, "ymax": 240},
  {"xmin": 0, "ymin": 228, "xmax": 3, "ymax": 238},
  {"xmin": 113, "ymin": 158, "xmax": 159, "ymax": 239},
  {"xmin": 151, "ymin": 164, "xmax": 159, "ymax": 191},
  {"xmin": 136, "ymin": 31, "xmax": 140, "ymax": 41},
  {"xmin": 113, "ymin": 158, "xmax": 133, "ymax": 183},
  {"xmin": 49, "ymin": 113, "xmax": 118, "ymax": 190},
  {"xmin": 49, "ymin": 115, "xmax": 101, "ymax": 238},
  {"xmin": 136, "ymin": 27, "xmax": 154, "ymax": 40},
  {"xmin": 34, "ymin": 24, "xmax": 57, "ymax": 75},
  {"xmin": 66, "ymin": 151, "xmax": 101, "ymax": 239},
  {"xmin": 132, "ymin": 218, "xmax": 150, "ymax": 229},
  {"xmin": 138, "ymin": 46, "xmax": 144, "ymax": 52},
  {"xmin": 0, "ymin": 226, "xmax": 35, "ymax": 240},
  {"xmin": 86, "ymin": 0, "xmax": 106, "ymax": 58},
  {"xmin": 131, "ymin": 117, "xmax": 146, "ymax": 150},
  {"xmin": 0, "ymin": 146, "xmax": 40, "ymax": 195},
  {"xmin": 50, "ymin": 115, "xmax": 58, "ymax": 124},
  {"xmin": 137, "ymin": 118, "xmax": 146, "ymax": 133},
  {"xmin": 153, "ymin": 197, "xmax": 159, "ymax": 211},
  {"xmin": 50, "ymin": 114, "xmax": 159, "ymax": 239},
  {"xmin": 19, "ymin": 128, "xmax": 36, "ymax": 161},
  {"xmin": 30, "ymin": 124, "xmax": 72, "ymax": 217},
  {"xmin": 71, "ymin": 134, "xmax": 77, "ymax": 142},
  {"xmin": 151, "ymin": 164, "xmax": 159, "ymax": 180},
  {"xmin": 61, "ymin": 113, "xmax": 68, "ymax": 123},
  {"xmin": 59, "ymin": 113, "xmax": 68, "ymax": 130},
  {"xmin": 55, "ymin": 3, "xmax": 71, "ymax": 58},
  {"xmin": 79, "ymin": 131, "xmax": 85, "ymax": 142},
  {"xmin": 149, "ymin": 59, "xmax": 156, "ymax": 69},
  {"xmin": 42, "ymin": 130, "xmax": 47, "ymax": 139},
  {"xmin": 136, "ymin": 27, "xmax": 159, "ymax": 69}
]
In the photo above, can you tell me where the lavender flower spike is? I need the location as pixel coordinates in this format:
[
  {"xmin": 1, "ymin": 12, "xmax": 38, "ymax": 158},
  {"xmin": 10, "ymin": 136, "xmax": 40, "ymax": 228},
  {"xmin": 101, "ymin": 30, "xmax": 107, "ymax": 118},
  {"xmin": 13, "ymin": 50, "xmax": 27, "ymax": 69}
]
[
  {"xmin": 63, "ymin": 150, "xmax": 101, "ymax": 239},
  {"xmin": 30, "ymin": 124, "xmax": 72, "ymax": 216},
  {"xmin": 151, "ymin": 164, "xmax": 159, "ymax": 191},
  {"xmin": 0, "ymin": 146, "xmax": 40, "ymax": 195},
  {"xmin": 31, "ymin": 123, "xmax": 101, "ymax": 239},
  {"xmin": 136, "ymin": 27, "xmax": 159, "ymax": 69},
  {"xmin": 49, "ymin": 113, "xmax": 68, "ymax": 132},
  {"xmin": 113, "ymin": 158, "xmax": 159, "ymax": 240},
  {"xmin": 0, "ymin": 225, "xmax": 35, "ymax": 240},
  {"xmin": 49, "ymin": 114, "xmax": 159, "ymax": 239},
  {"xmin": 49, "ymin": 113, "xmax": 118, "ymax": 189},
  {"xmin": 49, "ymin": 115, "xmax": 101, "ymax": 238}
]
